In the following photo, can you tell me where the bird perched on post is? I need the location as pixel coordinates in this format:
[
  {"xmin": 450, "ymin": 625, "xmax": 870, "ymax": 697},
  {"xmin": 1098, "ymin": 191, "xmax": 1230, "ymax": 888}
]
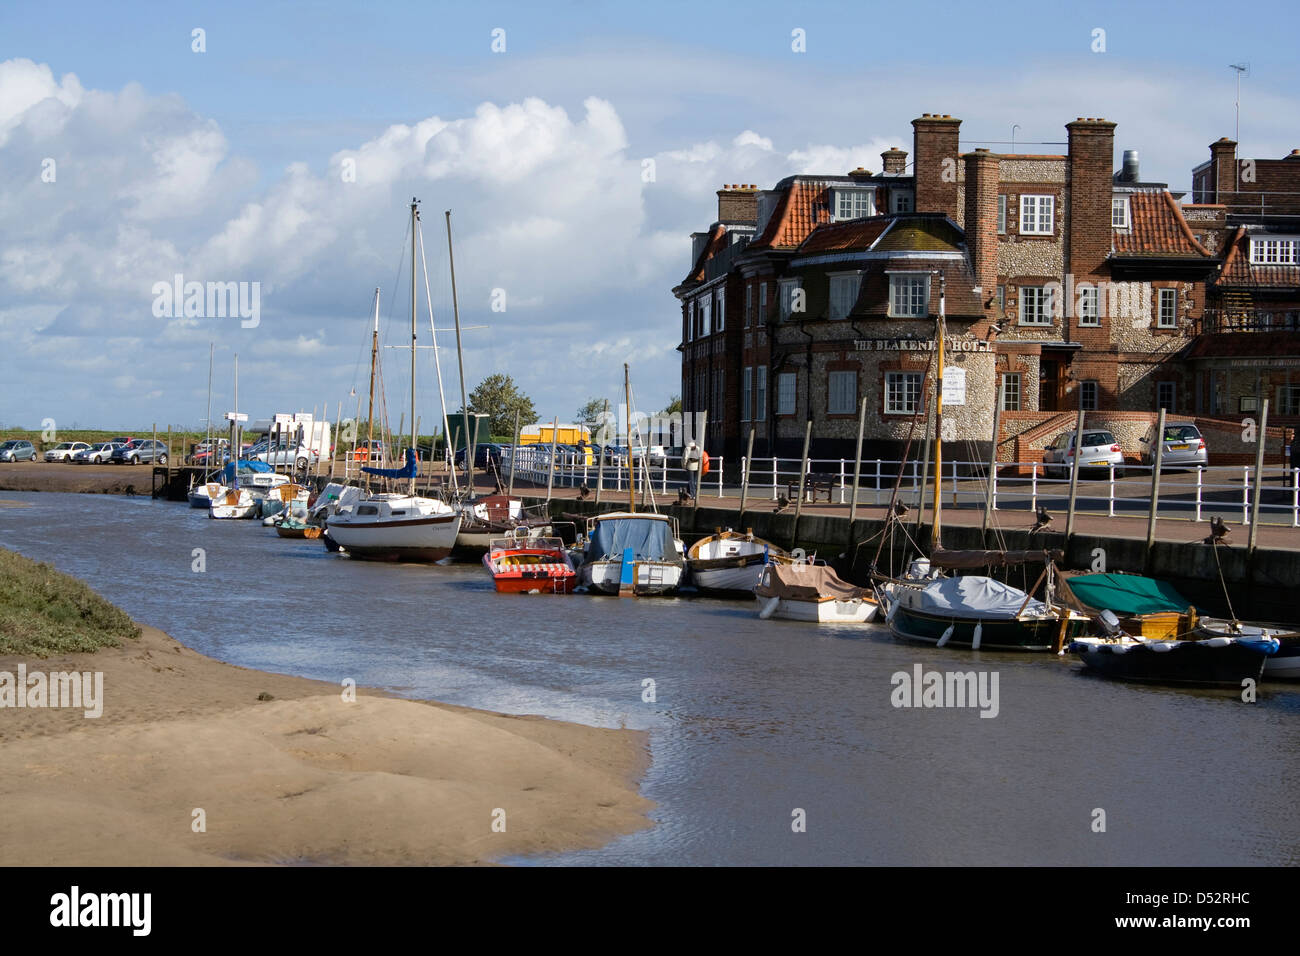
[
  {"xmin": 1030, "ymin": 507, "xmax": 1052, "ymax": 534},
  {"xmin": 892, "ymin": 501, "xmax": 909, "ymax": 519},
  {"xmin": 577, "ymin": 483, "xmax": 591, "ymax": 501},
  {"xmin": 773, "ymin": 494, "xmax": 790, "ymax": 514},
  {"xmin": 1203, "ymin": 515, "xmax": 1230, "ymax": 545},
  {"xmin": 676, "ymin": 487, "xmax": 691, "ymax": 507}
]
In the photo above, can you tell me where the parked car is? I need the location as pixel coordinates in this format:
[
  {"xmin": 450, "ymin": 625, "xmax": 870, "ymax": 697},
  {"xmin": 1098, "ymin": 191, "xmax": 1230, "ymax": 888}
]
[
  {"xmin": 1043, "ymin": 429, "xmax": 1125, "ymax": 479},
  {"xmin": 110, "ymin": 439, "xmax": 168, "ymax": 465},
  {"xmin": 44, "ymin": 441, "xmax": 91, "ymax": 462},
  {"xmin": 628, "ymin": 443, "xmax": 668, "ymax": 466},
  {"xmin": 454, "ymin": 443, "xmax": 505, "ymax": 469},
  {"xmin": 110, "ymin": 436, "xmax": 135, "ymax": 446},
  {"xmin": 1140, "ymin": 422, "xmax": 1208, "ymax": 467},
  {"xmin": 72, "ymin": 442, "xmax": 122, "ymax": 464},
  {"xmin": 0, "ymin": 439, "xmax": 37, "ymax": 462},
  {"xmin": 248, "ymin": 442, "xmax": 319, "ymax": 471}
]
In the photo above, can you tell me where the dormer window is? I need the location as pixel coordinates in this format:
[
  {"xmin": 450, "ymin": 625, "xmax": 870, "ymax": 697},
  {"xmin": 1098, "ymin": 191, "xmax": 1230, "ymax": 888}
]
[
  {"xmin": 832, "ymin": 188, "xmax": 874, "ymax": 221},
  {"xmin": 888, "ymin": 274, "xmax": 929, "ymax": 318},
  {"xmin": 1111, "ymin": 196, "xmax": 1130, "ymax": 229},
  {"xmin": 1250, "ymin": 237, "xmax": 1300, "ymax": 265}
]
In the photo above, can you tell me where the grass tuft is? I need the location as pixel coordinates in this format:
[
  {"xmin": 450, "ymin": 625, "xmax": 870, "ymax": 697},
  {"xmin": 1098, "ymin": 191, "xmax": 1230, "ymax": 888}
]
[{"xmin": 0, "ymin": 547, "xmax": 141, "ymax": 657}]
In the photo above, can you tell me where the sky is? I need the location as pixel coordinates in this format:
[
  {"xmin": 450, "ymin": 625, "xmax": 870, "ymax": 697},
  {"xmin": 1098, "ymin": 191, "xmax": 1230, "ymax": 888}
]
[{"xmin": 2, "ymin": 0, "xmax": 1297, "ymax": 431}]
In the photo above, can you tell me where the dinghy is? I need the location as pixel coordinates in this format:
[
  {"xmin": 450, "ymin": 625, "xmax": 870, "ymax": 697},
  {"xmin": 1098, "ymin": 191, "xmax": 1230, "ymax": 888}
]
[
  {"xmin": 209, "ymin": 487, "xmax": 257, "ymax": 520},
  {"xmin": 755, "ymin": 562, "xmax": 878, "ymax": 623},
  {"xmin": 688, "ymin": 528, "xmax": 791, "ymax": 595},
  {"xmin": 1068, "ymin": 614, "xmax": 1279, "ymax": 687}
]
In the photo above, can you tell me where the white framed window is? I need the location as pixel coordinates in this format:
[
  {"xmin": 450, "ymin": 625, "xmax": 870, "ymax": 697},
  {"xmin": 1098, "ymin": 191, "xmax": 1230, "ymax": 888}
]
[
  {"xmin": 997, "ymin": 195, "xmax": 1007, "ymax": 234},
  {"xmin": 996, "ymin": 284, "xmax": 1006, "ymax": 314},
  {"xmin": 1111, "ymin": 196, "xmax": 1130, "ymax": 228},
  {"xmin": 1000, "ymin": 373, "xmax": 1021, "ymax": 411},
  {"xmin": 776, "ymin": 372, "xmax": 797, "ymax": 415},
  {"xmin": 1156, "ymin": 381, "xmax": 1175, "ymax": 412},
  {"xmin": 891, "ymin": 191, "xmax": 913, "ymax": 214},
  {"xmin": 889, "ymin": 274, "xmax": 928, "ymax": 318},
  {"xmin": 1080, "ymin": 380, "xmax": 1099, "ymax": 411},
  {"xmin": 745, "ymin": 284, "xmax": 753, "ymax": 327},
  {"xmin": 699, "ymin": 294, "xmax": 712, "ymax": 337},
  {"xmin": 741, "ymin": 367, "xmax": 752, "ymax": 422},
  {"xmin": 1019, "ymin": 194, "xmax": 1055, "ymax": 235},
  {"xmin": 779, "ymin": 279, "xmax": 802, "ymax": 320},
  {"xmin": 716, "ymin": 287, "xmax": 726, "ymax": 332},
  {"xmin": 1077, "ymin": 285, "xmax": 1100, "ymax": 327},
  {"xmin": 828, "ymin": 371, "xmax": 857, "ymax": 414},
  {"xmin": 1249, "ymin": 238, "xmax": 1300, "ymax": 264},
  {"xmin": 1157, "ymin": 288, "xmax": 1177, "ymax": 329},
  {"xmin": 885, "ymin": 372, "xmax": 924, "ymax": 415},
  {"xmin": 828, "ymin": 273, "xmax": 862, "ymax": 320},
  {"xmin": 1019, "ymin": 286, "xmax": 1051, "ymax": 325},
  {"xmin": 834, "ymin": 189, "xmax": 874, "ymax": 220},
  {"xmin": 686, "ymin": 301, "xmax": 695, "ymax": 341},
  {"xmin": 759, "ymin": 283, "xmax": 768, "ymax": 322},
  {"xmin": 755, "ymin": 366, "xmax": 767, "ymax": 419}
]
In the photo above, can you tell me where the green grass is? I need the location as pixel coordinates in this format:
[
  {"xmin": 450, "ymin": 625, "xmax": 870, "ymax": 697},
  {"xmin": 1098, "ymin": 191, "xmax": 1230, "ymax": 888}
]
[{"xmin": 0, "ymin": 547, "xmax": 141, "ymax": 657}]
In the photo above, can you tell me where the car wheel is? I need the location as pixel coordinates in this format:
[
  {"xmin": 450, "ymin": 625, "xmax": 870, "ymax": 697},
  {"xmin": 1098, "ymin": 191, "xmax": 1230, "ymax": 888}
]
[
  {"xmin": 29, "ymin": 453, "xmax": 36, "ymax": 462},
  {"xmin": 131, "ymin": 455, "xmax": 140, "ymax": 465},
  {"xmin": 296, "ymin": 457, "xmax": 308, "ymax": 471},
  {"xmin": 158, "ymin": 454, "xmax": 168, "ymax": 466}
]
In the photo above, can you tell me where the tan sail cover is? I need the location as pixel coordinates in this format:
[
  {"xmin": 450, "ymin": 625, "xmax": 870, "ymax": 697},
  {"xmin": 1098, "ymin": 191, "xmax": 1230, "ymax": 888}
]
[
  {"xmin": 930, "ymin": 548, "xmax": 1062, "ymax": 569},
  {"xmin": 756, "ymin": 563, "xmax": 871, "ymax": 601}
]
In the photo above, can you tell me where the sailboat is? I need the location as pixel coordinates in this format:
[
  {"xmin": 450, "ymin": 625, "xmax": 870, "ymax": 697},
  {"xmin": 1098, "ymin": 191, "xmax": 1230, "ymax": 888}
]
[
  {"xmin": 325, "ymin": 200, "xmax": 462, "ymax": 561},
  {"xmin": 878, "ymin": 277, "xmax": 1089, "ymax": 651},
  {"xmin": 209, "ymin": 354, "xmax": 259, "ymax": 520},
  {"xmin": 576, "ymin": 365, "xmax": 686, "ymax": 595}
]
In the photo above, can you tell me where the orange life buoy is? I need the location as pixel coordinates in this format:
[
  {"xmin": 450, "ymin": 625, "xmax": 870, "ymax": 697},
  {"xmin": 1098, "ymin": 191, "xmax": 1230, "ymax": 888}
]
[{"xmin": 700, "ymin": 450, "xmax": 711, "ymax": 476}]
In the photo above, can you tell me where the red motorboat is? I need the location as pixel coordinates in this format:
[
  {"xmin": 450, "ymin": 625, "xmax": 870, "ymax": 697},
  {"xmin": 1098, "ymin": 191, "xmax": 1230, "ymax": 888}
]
[{"xmin": 482, "ymin": 535, "xmax": 578, "ymax": 594}]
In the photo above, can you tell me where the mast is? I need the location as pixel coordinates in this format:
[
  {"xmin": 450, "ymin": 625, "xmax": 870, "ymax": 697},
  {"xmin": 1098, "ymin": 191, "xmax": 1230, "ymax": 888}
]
[
  {"xmin": 446, "ymin": 210, "xmax": 474, "ymax": 496},
  {"xmin": 416, "ymin": 224, "xmax": 456, "ymax": 494},
  {"xmin": 232, "ymin": 353, "xmax": 239, "ymax": 491},
  {"xmin": 204, "ymin": 342, "xmax": 213, "ymax": 477},
  {"xmin": 365, "ymin": 286, "xmax": 380, "ymax": 492},
  {"xmin": 625, "ymin": 363, "xmax": 635, "ymax": 513},
  {"xmin": 931, "ymin": 273, "xmax": 946, "ymax": 551},
  {"xmin": 409, "ymin": 198, "xmax": 418, "ymax": 497}
]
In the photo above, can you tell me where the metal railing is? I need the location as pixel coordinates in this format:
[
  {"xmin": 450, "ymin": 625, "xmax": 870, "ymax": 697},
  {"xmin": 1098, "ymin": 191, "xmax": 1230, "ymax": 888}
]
[{"xmin": 505, "ymin": 448, "xmax": 1300, "ymax": 528}]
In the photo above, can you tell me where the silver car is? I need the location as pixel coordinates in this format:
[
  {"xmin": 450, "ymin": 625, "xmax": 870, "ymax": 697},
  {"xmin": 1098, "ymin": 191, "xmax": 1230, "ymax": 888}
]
[
  {"xmin": 1043, "ymin": 429, "xmax": 1126, "ymax": 479},
  {"xmin": 1141, "ymin": 423, "xmax": 1208, "ymax": 467},
  {"xmin": 0, "ymin": 439, "xmax": 37, "ymax": 462},
  {"xmin": 72, "ymin": 442, "xmax": 122, "ymax": 464}
]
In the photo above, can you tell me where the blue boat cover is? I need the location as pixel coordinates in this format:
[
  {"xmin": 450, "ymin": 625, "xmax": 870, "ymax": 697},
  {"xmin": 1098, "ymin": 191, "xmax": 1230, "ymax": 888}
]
[
  {"xmin": 915, "ymin": 575, "xmax": 1044, "ymax": 619},
  {"xmin": 222, "ymin": 459, "xmax": 273, "ymax": 482},
  {"xmin": 361, "ymin": 447, "xmax": 418, "ymax": 479},
  {"xmin": 587, "ymin": 516, "xmax": 677, "ymax": 563}
]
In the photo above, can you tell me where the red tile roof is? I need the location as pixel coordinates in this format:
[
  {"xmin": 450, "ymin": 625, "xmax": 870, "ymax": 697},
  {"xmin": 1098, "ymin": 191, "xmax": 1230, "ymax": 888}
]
[
  {"xmin": 1185, "ymin": 329, "xmax": 1300, "ymax": 359},
  {"xmin": 795, "ymin": 217, "xmax": 892, "ymax": 254},
  {"xmin": 748, "ymin": 181, "xmax": 833, "ymax": 251},
  {"xmin": 1113, "ymin": 191, "xmax": 1213, "ymax": 258},
  {"xmin": 1216, "ymin": 227, "xmax": 1300, "ymax": 289}
]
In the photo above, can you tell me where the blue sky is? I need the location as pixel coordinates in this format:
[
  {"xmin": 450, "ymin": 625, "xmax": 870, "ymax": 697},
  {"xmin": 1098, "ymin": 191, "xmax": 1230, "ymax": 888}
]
[{"xmin": 2, "ymin": 0, "xmax": 1297, "ymax": 430}]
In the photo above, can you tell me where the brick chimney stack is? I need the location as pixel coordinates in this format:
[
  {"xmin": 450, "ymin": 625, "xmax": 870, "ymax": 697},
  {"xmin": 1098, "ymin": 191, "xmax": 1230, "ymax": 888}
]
[
  {"xmin": 1066, "ymin": 117, "xmax": 1118, "ymax": 283},
  {"xmin": 963, "ymin": 149, "xmax": 1000, "ymax": 322},
  {"xmin": 716, "ymin": 184, "xmax": 759, "ymax": 223},
  {"xmin": 1209, "ymin": 137, "xmax": 1238, "ymax": 203},
  {"xmin": 881, "ymin": 147, "xmax": 908, "ymax": 174},
  {"xmin": 912, "ymin": 113, "xmax": 962, "ymax": 221}
]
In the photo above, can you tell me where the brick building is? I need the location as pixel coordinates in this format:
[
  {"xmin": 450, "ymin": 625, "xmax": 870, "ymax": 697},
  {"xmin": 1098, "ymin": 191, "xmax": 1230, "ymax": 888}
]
[{"xmin": 675, "ymin": 112, "xmax": 1218, "ymax": 461}]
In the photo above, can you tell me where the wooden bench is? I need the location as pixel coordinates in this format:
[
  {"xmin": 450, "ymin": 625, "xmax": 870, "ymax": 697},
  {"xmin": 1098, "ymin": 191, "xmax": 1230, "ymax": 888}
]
[{"xmin": 788, "ymin": 472, "xmax": 839, "ymax": 503}]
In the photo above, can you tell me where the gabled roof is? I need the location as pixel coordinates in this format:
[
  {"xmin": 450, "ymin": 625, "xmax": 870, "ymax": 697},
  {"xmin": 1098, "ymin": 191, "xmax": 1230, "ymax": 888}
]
[
  {"xmin": 1216, "ymin": 226, "xmax": 1300, "ymax": 289},
  {"xmin": 1112, "ymin": 191, "xmax": 1213, "ymax": 259}
]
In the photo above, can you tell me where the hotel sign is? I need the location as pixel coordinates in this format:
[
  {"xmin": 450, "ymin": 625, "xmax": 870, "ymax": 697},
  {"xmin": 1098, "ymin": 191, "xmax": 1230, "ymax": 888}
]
[{"xmin": 853, "ymin": 337, "xmax": 992, "ymax": 353}]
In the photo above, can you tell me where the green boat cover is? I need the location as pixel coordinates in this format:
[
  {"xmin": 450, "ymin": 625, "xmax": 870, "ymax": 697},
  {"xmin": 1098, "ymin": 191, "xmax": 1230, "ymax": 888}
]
[{"xmin": 1064, "ymin": 573, "xmax": 1193, "ymax": 615}]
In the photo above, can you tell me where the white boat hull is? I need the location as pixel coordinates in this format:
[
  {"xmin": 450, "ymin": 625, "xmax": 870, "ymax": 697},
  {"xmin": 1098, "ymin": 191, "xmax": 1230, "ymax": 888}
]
[
  {"xmin": 692, "ymin": 562, "xmax": 765, "ymax": 594},
  {"xmin": 327, "ymin": 508, "xmax": 461, "ymax": 561},
  {"xmin": 580, "ymin": 560, "xmax": 683, "ymax": 595},
  {"xmin": 755, "ymin": 594, "xmax": 878, "ymax": 623},
  {"xmin": 209, "ymin": 490, "xmax": 257, "ymax": 519}
]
